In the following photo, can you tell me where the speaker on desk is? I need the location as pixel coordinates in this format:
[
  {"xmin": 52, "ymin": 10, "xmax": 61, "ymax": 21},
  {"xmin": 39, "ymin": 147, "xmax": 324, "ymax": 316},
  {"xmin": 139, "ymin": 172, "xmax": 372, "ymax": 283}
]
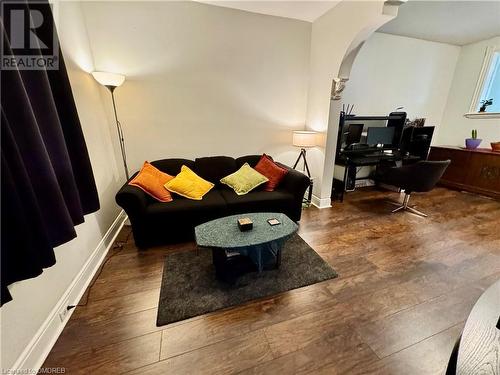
[
  {"xmin": 400, "ymin": 126, "xmax": 435, "ymax": 160},
  {"xmin": 387, "ymin": 112, "xmax": 407, "ymax": 147}
]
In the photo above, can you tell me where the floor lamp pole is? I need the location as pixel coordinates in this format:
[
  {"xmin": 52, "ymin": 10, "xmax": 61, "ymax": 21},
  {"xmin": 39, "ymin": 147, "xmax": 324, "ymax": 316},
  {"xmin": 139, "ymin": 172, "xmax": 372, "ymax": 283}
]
[{"xmin": 108, "ymin": 86, "xmax": 130, "ymax": 180}]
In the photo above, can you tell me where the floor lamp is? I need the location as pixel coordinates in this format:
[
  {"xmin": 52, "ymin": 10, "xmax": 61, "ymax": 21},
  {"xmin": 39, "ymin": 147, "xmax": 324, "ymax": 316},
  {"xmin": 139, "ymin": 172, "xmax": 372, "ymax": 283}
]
[
  {"xmin": 292, "ymin": 130, "xmax": 316, "ymax": 176},
  {"xmin": 91, "ymin": 71, "xmax": 130, "ymax": 180},
  {"xmin": 292, "ymin": 130, "xmax": 317, "ymax": 204}
]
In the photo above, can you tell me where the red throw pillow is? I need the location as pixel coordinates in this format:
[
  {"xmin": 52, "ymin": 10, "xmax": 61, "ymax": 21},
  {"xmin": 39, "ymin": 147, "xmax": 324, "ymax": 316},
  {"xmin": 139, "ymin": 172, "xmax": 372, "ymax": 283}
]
[{"xmin": 254, "ymin": 154, "xmax": 288, "ymax": 191}]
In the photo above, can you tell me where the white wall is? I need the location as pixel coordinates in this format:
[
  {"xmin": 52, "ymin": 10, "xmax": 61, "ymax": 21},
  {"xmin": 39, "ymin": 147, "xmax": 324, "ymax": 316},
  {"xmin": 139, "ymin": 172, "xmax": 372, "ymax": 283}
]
[
  {"xmin": 342, "ymin": 32, "xmax": 460, "ymax": 136},
  {"xmin": 437, "ymin": 36, "xmax": 500, "ymax": 146},
  {"xmin": 305, "ymin": 0, "xmax": 398, "ymax": 203},
  {"xmin": 0, "ymin": 2, "xmax": 125, "ymax": 370},
  {"xmin": 80, "ymin": 1, "xmax": 311, "ymax": 171}
]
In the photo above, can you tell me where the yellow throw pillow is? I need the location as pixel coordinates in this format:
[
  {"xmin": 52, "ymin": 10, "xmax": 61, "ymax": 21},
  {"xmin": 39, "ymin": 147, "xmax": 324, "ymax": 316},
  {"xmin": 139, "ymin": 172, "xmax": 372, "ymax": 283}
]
[
  {"xmin": 165, "ymin": 165, "xmax": 214, "ymax": 200},
  {"xmin": 220, "ymin": 163, "xmax": 269, "ymax": 195}
]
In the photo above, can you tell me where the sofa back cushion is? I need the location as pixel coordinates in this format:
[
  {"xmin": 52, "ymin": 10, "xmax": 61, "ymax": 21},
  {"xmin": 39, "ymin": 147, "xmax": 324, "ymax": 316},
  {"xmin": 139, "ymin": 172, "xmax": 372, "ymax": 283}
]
[
  {"xmin": 151, "ymin": 159, "xmax": 194, "ymax": 176},
  {"xmin": 194, "ymin": 156, "xmax": 237, "ymax": 186},
  {"xmin": 235, "ymin": 155, "xmax": 266, "ymax": 168}
]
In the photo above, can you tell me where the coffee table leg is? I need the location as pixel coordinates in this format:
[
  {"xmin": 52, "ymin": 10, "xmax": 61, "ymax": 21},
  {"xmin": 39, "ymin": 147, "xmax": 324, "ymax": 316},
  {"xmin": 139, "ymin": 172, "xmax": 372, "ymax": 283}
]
[
  {"xmin": 211, "ymin": 248, "xmax": 227, "ymax": 279},
  {"xmin": 269, "ymin": 239, "xmax": 284, "ymax": 269}
]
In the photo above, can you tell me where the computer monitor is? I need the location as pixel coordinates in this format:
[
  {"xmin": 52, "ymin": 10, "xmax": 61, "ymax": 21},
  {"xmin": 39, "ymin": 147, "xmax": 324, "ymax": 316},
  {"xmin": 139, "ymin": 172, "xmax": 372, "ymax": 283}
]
[
  {"xmin": 366, "ymin": 127, "xmax": 395, "ymax": 147},
  {"xmin": 346, "ymin": 123, "xmax": 363, "ymax": 145},
  {"xmin": 400, "ymin": 126, "xmax": 435, "ymax": 160}
]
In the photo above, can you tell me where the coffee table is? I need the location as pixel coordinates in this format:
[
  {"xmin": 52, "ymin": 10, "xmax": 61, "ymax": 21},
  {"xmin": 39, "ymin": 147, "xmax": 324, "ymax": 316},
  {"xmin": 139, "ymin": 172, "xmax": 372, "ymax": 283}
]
[{"xmin": 195, "ymin": 212, "xmax": 298, "ymax": 280}]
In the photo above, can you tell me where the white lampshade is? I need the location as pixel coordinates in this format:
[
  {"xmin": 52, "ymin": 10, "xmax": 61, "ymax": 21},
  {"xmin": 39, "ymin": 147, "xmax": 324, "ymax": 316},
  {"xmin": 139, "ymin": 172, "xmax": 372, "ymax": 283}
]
[
  {"xmin": 91, "ymin": 71, "xmax": 125, "ymax": 87},
  {"xmin": 293, "ymin": 131, "xmax": 317, "ymax": 148}
]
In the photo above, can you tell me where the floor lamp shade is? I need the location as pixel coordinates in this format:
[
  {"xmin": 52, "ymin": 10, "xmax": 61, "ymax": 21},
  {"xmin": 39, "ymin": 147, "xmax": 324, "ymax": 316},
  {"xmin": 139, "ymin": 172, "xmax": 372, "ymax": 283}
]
[
  {"xmin": 91, "ymin": 71, "xmax": 125, "ymax": 88},
  {"xmin": 293, "ymin": 131, "xmax": 317, "ymax": 148}
]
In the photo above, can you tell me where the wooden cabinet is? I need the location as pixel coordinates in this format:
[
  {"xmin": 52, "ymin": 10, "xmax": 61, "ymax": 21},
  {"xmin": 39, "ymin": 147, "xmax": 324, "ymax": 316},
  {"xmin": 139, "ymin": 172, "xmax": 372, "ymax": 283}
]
[{"xmin": 428, "ymin": 146, "xmax": 500, "ymax": 199}]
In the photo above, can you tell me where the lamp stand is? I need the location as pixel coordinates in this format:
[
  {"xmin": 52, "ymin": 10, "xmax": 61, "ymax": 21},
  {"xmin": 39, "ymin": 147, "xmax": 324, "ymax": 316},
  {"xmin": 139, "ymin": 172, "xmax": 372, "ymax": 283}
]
[
  {"xmin": 107, "ymin": 86, "xmax": 130, "ymax": 180},
  {"xmin": 292, "ymin": 148, "xmax": 311, "ymax": 177},
  {"xmin": 292, "ymin": 148, "xmax": 313, "ymax": 206}
]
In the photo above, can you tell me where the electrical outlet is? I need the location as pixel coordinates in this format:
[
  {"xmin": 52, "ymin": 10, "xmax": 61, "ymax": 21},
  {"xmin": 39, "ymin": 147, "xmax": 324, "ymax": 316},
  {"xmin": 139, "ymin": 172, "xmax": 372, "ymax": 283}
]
[{"xmin": 58, "ymin": 301, "xmax": 70, "ymax": 322}]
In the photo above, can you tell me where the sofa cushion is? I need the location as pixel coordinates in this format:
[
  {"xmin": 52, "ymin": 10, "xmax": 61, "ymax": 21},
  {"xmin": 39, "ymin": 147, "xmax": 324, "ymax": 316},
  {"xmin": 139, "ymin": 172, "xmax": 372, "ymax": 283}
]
[
  {"xmin": 235, "ymin": 155, "xmax": 265, "ymax": 168},
  {"xmin": 220, "ymin": 189, "xmax": 295, "ymax": 216},
  {"xmin": 151, "ymin": 159, "xmax": 194, "ymax": 176},
  {"xmin": 194, "ymin": 156, "xmax": 237, "ymax": 186},
  {"xmin": 146, "ymin": 190, "xmax": 226, "ymax": 217}
]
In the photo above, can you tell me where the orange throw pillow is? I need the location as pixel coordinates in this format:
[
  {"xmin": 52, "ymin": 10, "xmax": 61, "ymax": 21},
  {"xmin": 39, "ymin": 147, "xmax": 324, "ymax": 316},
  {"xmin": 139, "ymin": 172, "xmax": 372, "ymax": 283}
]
[
  {"xmin": 129, "ymin": 161, "xmax": 174, "ymax": 202},
  {"xmin": 254, "ymin": 154, "xmax": 288, "ymax": 191}
]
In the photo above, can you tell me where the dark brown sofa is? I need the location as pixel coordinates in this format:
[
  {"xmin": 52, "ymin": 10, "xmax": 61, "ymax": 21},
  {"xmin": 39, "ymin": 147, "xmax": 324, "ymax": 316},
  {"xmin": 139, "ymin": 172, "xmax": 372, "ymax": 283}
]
[{"xmin": 116, "ymin": 155, "xmax": 310, "ymax": 248}]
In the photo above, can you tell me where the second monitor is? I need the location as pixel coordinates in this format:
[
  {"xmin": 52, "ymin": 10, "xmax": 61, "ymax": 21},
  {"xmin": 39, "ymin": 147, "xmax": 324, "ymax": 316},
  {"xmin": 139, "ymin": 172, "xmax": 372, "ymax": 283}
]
[{"xmin": 366, "ymin": 126, "xmax": 396, "ymax": 148}]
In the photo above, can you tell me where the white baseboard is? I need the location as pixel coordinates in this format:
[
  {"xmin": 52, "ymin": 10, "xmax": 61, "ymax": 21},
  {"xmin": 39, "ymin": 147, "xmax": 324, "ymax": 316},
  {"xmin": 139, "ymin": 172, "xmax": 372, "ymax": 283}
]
[
  {"xmin": 311, "ymin": 194, "xmax": 332, "ymax": 209},
  {"xmin": 12, "ymin": 210, "xmax": 128, "ymax": 372}
]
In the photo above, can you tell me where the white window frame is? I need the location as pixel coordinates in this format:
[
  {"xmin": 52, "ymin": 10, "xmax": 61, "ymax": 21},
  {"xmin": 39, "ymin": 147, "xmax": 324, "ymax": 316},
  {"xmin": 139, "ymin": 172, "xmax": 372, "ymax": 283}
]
[{"xmin": 465, "ymin": 45, "xmax": 500, "ymax": 119}]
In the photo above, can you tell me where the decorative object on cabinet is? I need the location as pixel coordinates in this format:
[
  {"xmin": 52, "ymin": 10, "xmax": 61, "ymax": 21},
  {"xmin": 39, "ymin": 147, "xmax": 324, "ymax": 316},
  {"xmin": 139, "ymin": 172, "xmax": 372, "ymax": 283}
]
[
  {"xmin": 491, "ymin": 142, "xmax": 500, "ymax": 152},
  {"xmin": 465, "ymin": 129, "xmax": 482, "ymax": 150}
]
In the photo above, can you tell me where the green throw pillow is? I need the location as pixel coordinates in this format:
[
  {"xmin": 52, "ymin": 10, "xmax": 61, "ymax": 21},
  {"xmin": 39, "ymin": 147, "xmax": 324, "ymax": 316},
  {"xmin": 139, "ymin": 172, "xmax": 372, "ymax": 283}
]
[{"xmin": 220, "ymin": 163, "xmax": 269, "ymax": 195}]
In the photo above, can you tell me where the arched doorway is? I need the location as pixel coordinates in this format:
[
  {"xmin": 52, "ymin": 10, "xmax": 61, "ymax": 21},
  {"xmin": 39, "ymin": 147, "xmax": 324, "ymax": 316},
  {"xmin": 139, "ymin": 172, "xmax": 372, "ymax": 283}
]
[{"xmin": 306, "ymin": 0, "xmax": 405, "ymax": 208}]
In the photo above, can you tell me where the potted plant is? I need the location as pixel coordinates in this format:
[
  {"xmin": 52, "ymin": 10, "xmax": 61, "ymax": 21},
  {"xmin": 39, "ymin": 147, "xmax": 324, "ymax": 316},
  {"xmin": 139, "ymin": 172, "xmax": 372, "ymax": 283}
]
[
  {"xmin": 465, "ymin": 129, "xmax": 482, "ymax": 149},
  {"xmin": 479, "ymin": 98, "xmax": 493, "ymax": 112}
]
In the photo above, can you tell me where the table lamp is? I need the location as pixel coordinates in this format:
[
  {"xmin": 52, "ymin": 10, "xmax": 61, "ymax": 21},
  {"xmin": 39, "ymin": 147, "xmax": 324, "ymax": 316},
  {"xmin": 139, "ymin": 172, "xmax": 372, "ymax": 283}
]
[
  {"xmin": 292, "ymin": 130, "xmax": 317, "ymax": 177},
  {"xmin": 91, "ymin": 71, "xmax": 129, "ymax": 179}
]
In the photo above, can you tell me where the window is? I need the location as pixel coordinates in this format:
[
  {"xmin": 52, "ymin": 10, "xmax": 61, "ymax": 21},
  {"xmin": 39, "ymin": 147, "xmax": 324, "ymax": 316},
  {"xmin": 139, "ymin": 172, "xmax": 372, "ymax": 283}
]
[
  {"xmin": 477, "ymin": 50, "xmax": 500, "ymax": 112},
  {"xmin": 467, "ymin": 46, "xmax": 500, "ymax": 117}
]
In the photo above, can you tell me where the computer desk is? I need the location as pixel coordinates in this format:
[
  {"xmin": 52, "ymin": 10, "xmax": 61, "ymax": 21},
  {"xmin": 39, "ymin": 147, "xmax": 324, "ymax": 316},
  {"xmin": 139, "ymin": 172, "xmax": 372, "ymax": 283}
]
[{"xmin": 332, "ymin": 151, "xmax": 420, "ymax": 202}]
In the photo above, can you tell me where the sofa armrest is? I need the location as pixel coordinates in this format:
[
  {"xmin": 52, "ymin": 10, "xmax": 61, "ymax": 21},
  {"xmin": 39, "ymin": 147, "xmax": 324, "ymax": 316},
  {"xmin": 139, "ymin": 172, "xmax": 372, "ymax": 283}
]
[
  {"xmin": 277, "ymin": 162, "xmax": 311, "ymax": 200},
  {"xmin": 115, "ymin": 183, "xmax": 148, "ymax": 218}
]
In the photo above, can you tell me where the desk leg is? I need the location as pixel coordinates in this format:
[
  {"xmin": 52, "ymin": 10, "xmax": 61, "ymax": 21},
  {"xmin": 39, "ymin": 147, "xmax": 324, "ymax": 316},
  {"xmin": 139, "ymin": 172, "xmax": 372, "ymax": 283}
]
[{"xmin": 340, "ymin": 165, "xmax": 348, "ymax": 202}]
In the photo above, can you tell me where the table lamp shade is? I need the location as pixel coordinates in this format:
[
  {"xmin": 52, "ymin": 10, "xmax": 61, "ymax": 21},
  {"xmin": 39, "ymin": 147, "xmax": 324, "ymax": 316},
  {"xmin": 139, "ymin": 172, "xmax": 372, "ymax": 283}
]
[
  {"xmin": 293, "ymin": 131, "xmax": 317, "ymax": 148},
  {"xmin": 91, "ymin": 71, "xmax": 125, "ymax": 87}
]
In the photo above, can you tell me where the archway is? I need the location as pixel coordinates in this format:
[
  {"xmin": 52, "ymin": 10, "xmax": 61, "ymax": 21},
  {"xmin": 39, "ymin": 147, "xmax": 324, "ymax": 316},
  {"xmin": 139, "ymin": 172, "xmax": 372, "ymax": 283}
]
[{"xmin": 306, "ymin": 0, "xmax": 405, "ymax": 208}]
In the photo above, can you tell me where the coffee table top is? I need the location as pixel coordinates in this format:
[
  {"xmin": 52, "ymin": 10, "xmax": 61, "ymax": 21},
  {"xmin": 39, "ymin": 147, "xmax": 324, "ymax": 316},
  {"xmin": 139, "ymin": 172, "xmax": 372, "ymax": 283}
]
[{"xmin": 195, "ymin": 212, "xmax": 298, "ymax": 249}]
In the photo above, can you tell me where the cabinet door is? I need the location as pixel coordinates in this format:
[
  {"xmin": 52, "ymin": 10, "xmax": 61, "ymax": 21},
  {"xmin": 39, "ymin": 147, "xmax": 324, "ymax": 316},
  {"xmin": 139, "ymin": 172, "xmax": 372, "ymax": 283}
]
[{"xmin": 465, "ymin": 154, "xmax": 500, "ymax": 194}]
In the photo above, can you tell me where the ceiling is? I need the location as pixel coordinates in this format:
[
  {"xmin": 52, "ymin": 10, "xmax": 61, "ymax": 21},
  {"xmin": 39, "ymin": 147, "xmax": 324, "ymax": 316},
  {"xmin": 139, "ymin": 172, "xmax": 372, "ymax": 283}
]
[
  {"xmin": 378, "ymin": 1, "xmax": 500, "ymax": 46},
  {"xmin": 196, "ymin": 1, "xmax": 341, "ymax": 22},
  {"xmin": 196, "ymin": 1, "xmax": 500, "ymax": 44}
]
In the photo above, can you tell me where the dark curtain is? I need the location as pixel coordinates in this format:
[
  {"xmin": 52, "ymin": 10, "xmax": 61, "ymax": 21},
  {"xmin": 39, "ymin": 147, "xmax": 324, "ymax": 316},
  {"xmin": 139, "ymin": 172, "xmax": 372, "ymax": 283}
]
[{"xmin": 1, "ymin": 1, "xmax": 100, "ymax": 305}]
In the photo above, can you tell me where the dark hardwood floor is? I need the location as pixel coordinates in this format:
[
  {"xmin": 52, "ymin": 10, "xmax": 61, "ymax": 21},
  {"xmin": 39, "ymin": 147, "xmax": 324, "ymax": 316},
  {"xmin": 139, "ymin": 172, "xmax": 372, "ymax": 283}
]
[{"xmin": 43, "ymin": 187, "xmax": 500, "ymax": 374}]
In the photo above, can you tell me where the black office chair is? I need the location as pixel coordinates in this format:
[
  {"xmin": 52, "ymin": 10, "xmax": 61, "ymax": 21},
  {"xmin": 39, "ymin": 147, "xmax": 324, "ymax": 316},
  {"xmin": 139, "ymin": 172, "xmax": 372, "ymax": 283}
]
[{"xmin": 376, "ymin": 160, "xmax": 451, "ymax": 217}]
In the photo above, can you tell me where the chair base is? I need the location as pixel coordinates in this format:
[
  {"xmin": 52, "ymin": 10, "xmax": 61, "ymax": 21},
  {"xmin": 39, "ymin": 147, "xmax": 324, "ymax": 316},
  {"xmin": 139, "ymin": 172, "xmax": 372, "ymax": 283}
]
[{"xmin": 386, "ymin": 193, "xmax": 428, "ymax": 217}]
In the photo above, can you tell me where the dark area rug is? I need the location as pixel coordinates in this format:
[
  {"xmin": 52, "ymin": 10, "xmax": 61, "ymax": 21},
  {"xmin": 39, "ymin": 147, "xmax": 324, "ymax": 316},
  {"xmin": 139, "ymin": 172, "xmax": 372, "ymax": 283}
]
[{"xmin": 156, "ymin": 234, "xmax": 338, "ymax": 326}]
